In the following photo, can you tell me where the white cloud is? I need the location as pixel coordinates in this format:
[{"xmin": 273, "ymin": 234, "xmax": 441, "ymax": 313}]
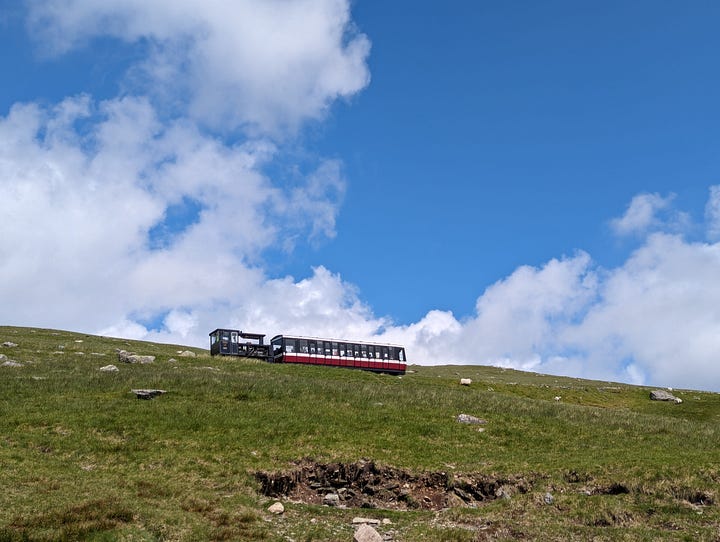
[
  {"xmin": 610, "ymin": 192, "xmax": 679, "ymax": 236},
  {"xmin": 27, "ymin": 0, "xmax": 371, "ymax": 135},
  {"xmin": 706, "ymin": 185, "xmax": 720, "ymax": 241}
]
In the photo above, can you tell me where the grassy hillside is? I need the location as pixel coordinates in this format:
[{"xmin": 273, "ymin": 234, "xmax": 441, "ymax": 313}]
[{"xmin": 1, "ymin": 325, "xmax": 719, "ymax": 541}]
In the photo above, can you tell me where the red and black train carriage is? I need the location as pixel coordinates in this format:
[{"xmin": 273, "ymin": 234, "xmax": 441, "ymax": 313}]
[{"xmin": 209, "ymin": 328, "xmax": 407, "ymax": 375}]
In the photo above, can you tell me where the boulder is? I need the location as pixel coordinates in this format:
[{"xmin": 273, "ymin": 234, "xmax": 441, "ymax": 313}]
[
  {"xmin": 178, "ymin": 350, "xmax": 196, "ymax": 357},
  {"xmin": 650, "ymin": 390, "xmax": 682, "ymax": 403},
  {"xmin": 1, "ymin": 342, "xmax": 18, "ymax": 347},
  {"xmin": 459, "ymin": 378, "xmax": 472, "ymax": 386},
  {"xmin": 118, "ymin": 350, "xmax": 155, "ymax": 364},
  {"xmin": 456, "ymin": 413, "xmax": 486, "ymax": 425},
  {"xmin": 323, "ymin": 493, "xmax": 340, "ymax": 507},
  {"xmin": 267, "ymin": 502, "xmax": 284, "ymax": 514},
  {"xmin": 99, "ymin": 365, "xmax": 119, "ymax": 372},
  {"xmin": 354, "ymin": 524, "xmax": 383, "ymax": 542}
]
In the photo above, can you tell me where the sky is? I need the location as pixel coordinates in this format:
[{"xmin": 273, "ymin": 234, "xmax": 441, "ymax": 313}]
[{"xmin": 1, "ymin": 1, "xmax": 720, "ymax": 391}]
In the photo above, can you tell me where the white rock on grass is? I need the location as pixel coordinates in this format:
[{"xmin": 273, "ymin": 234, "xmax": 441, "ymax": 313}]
[
  {"xmin": 354, "ymin": 524, "xmax": 383, "ymax": 542},
  {"xmin": 1, "ymin": 361, "xmax": 23, "ymax": 368},
  {"xmin": 456, "ymin": 413, "xmax": 486, "ymax": 425},
  {"xmin": 99, "ymin": 365, "xmax": 119, "ymax": 372},
  {"xmin": 267, "ymin": 502, "xmax": 284, "ymax": 514}
]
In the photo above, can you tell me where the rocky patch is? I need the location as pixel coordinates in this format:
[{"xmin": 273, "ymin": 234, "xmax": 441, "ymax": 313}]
[{"xmin": 256, "ymin": 459, "xmax": 535, "ymax": 511}]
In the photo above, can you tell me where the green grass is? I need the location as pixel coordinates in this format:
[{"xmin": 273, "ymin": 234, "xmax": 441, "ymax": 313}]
[{"xmin": 1, "ymin": 325, "xmax": 720, "ymax": 540}]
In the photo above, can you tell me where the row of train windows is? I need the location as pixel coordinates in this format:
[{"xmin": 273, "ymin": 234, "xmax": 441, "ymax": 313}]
[{"xmin": 279, "ymin": 339, "xmax": 405, "ymax": 362}]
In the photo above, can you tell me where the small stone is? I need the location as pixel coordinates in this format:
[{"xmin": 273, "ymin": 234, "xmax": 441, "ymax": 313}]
[
  {"xmin": 544, "ymin": 492, "xmax": 554, "ymax": 505},
  {"xmin": 460, "ymin": 378, "xmax": 472, "ymax": 386},
  {"xmin": 0, "ymin": 354, "xmax": 7, "ymax": 361},
  {"xmin": 354, "ymin": 524, "xmax": 383, "ymax": 542},
  {"xmin": 1, "ymin": 361, "xmax": 23, "ymax": 368},
  {"xmin": 131, "ymin": 389, "xmax": 167, "ymax": 400},
  {"xmin": 353, "ymin": 517, "xmax": 380, "ymax": 525},
  {"xmin": 2, "ymin": 342, "xmax": 18, "ymax": 347},
  {"xmin": 323, "ymin": 493, "xmax": 340, "ymax": 507},
  {"xmin": 456, "ymin": 414, "xmax": 486, "ymax": 425},
  {"xmin": 178, "ymin": 350, "xmax": 196, "ymax": 357},
  {"xmin": 382, "ymin": 518, "xmax": 392, "ymax": 525},
  {"xmin": 268, "ymin": 502, "xmax": 284, "ymax": 514},
  {"xmin": 99, "ymin": 365, "xmax": 119, "ymax": 372}
]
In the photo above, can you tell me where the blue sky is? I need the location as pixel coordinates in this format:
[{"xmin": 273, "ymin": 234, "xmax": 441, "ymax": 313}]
[{"xmin": 2, "ymin": 1, "xmax": 720, "ymax": 390}]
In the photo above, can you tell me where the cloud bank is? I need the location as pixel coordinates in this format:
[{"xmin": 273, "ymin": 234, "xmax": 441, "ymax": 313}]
[{"xmin": 2, "ymin": 2, "xmax": 720, "ymax": 391}]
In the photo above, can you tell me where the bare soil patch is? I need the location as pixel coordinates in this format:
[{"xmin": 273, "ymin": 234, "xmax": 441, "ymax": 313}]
[{"xmin": 255, "ymin": 459, "xmax": 536, "ymax": 511}]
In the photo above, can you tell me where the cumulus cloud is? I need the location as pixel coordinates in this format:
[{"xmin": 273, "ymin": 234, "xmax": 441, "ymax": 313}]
[
  {"xmin": 381, "ymin": 223, "xmax": 720, "ymax": 391},
  {"xmin": 27, "ymin": 0, "xmax": 371, "ymax": 135},
  {"xmin": 609, "ymin": 192, "xmax": 688, "ymax": 236}
]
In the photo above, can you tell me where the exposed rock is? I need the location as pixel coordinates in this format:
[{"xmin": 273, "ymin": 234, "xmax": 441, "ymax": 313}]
[
  {"xmin": 131, "ymin": 389, "xmax": 167, "ymax": 400},
  {"xmin": 168, "ymin": 358, "xmax": 178, "ymax": 363},
  {"xmin": 178, "ymin": 350, "xmax": 196, "ymax": 357},
  {"xmin": 0, "ymin": 353, "xmax": 7, "ymax": 361},
  {"xmin": 2, "ymin": 342, "xmax": 18, "ymax": 347},
  {"xmin": 1, "ymin": 361, "xmax": 23, "ymax": 368},
  {"xmin": 459, "ymin": 378, "xmax": 472, "ymax": 386},
  {"xmin": 99, "ymin": 365, "xmax": 119, "ymax": 372},
  {"xmin": 544, "ymin": 492, "xmax": 554, "ymax": 505},
  {"xmin": 650, "ymin": 389, "xmax": 682, "ymax": 403},
  {"xmin": 354, "ymin": 524, "xmax": 383, "ymax": 542},
  {"xmin": 257, "ymin": 459, "xmax": 534, "ymax": 512},
  {"xmin": 118, "ymin": 350, "xmax": 155, "ymax": 364},
  {"xmin": 456, "ymin": 413, "xmax": 486, "ymax": 425},
  {"xmin": 353, "ymin": 517, "xmax": 380, "ymax": 525},
  {"xmin": 267, "ymin": 502, "xmax": 284, "ymax": 514}
]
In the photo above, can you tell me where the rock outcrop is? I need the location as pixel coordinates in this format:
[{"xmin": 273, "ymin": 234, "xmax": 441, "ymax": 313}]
[{"xmin": 650, "ymin": 390, "xmax": 682, "ymax": 404}]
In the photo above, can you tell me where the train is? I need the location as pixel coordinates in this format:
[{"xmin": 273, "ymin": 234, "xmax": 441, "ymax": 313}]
[{"xmin": 209, "ymin": 328, "xmax": 407, "ymax": 375}]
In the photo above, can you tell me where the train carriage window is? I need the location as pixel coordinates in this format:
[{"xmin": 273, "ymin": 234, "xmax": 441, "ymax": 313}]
[
  {"xmin": 310, "ymin": 341, "xmax": 317, "ymax": 354},
  {"xmin": 339, "ymin": 343, "xmax": 346, "ymax": 356},
  {"xmin": 353, "ymin": 344, "xmax": 360, "ymax": 357},
  {"xmin": 376, "ymin": 347, "xmax": 382, "ymax": 359},
  {"xmin": 332, "ymin": 342, "xmax": 338, "ymax": 356},
  {"xmin": 399, "ymin": 349, "xmax": 405, "ymax": 362},
  {"xmin": 325, "ymin": 343, "xmax": 331, "ymax": 356},
  {"xmin": 231, "ymin": 331, "xmax": 238, "ymax": 343},
  {"xmin": 299, "ymin": 339, "xmax": 308, "ymax": 353},
  {"xmin": 285, "ymin": 339, "xmax": 296, "ymax": 353},
  {"xmin": 382, "ymin": 346, "xmax": 389, "ymax": 360},
  {"xmin": 316, "ymin": 341, "xmax": 323, "ymax": 355},
  {"xmin": 361, "ymin": 345, "xmax": 367, "ymax": 358}
]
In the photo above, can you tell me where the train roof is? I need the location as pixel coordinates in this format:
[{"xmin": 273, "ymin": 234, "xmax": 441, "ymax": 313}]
[{"xmin": 270, "ymin": 334, "xmax": 405, "ymax": 349}]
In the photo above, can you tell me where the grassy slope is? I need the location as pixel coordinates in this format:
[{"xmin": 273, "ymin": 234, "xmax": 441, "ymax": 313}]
[{"xmin": 1, "ymin": 325, "xmax": 719, "ymax": 541}]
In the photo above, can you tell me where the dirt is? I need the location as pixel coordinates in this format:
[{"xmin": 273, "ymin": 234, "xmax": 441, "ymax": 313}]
[{"xmin": 255, "ymin": 459, "xmax": 536, "ymax": 511}]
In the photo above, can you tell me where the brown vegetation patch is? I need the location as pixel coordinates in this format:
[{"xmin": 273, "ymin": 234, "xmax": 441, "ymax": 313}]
[{"xmin": 255, "ymin": 459, "xmax": 536, "ymax": 511}]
